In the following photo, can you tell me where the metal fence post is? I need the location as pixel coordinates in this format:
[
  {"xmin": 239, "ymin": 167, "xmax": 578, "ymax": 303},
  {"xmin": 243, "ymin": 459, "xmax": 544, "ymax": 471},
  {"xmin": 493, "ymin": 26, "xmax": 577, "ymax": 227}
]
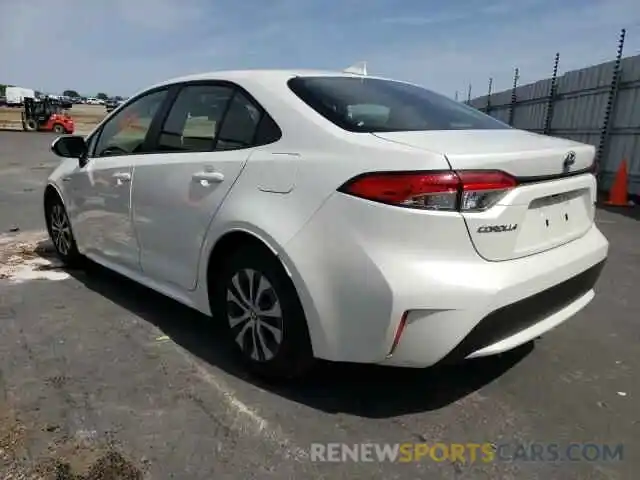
[
  {"xmin": 486, "ymin": 78, "xmax": 493, "ymax": 114},
  {"xmin": 508, "ymin": 68, "xmax": 520, "ymax": 126},
  {"xmin": 543, "ymin": 53, "xmax": 560, "ymax": 135},
  {"xmin": 596, "ymin": 28, "xmax": 626, "ymax": 174}
]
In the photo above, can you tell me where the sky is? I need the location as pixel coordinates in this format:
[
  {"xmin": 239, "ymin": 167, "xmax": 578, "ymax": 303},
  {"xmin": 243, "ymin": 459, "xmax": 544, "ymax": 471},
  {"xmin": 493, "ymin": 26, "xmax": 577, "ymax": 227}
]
[{"xmin": 1, "ymin": 0, "xmax": 640, "ymax": 98}]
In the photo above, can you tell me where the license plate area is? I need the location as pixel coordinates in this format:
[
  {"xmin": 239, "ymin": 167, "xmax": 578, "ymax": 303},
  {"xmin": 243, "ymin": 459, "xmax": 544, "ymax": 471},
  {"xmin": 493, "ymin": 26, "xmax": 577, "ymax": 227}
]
[{"xmin": 529, "ymin": 189, "xmax": 591, "ymax": 243}]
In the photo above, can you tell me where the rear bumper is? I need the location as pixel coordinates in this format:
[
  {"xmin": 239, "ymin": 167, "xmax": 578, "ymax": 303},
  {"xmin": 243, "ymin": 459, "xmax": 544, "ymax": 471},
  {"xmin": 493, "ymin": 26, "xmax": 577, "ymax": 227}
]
[
  {"xmin": 382, "ymin": 226, "xmax": 608, "ymax": 367},
  {"xmin": 436, "ymin": 259, "xmax": 604, "ymax": 364},
  {"xmin": 284, "ymin": 191, "xmax": 608, "ymax": 366}
]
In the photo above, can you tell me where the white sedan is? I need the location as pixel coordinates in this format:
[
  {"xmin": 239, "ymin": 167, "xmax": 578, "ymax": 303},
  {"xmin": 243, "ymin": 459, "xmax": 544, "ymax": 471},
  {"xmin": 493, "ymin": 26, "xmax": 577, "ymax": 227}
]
[{"xmin": 45, "ymin": 69, "xmax": 608, "ymax": 380}]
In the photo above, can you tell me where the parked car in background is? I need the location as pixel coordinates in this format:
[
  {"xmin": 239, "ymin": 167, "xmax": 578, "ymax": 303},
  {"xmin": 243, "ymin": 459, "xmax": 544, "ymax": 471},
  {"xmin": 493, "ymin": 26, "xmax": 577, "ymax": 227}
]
[
  {"xmin": 105, "ymin": 98, "xmax": 121, "ymax": 112},
  {"xmin": 59, "ymin": 96, "xmax": 73, "ymax": 109},
  {"xmin": 43, "ymin": 68, "xmax": 609, "ymax": 381}
]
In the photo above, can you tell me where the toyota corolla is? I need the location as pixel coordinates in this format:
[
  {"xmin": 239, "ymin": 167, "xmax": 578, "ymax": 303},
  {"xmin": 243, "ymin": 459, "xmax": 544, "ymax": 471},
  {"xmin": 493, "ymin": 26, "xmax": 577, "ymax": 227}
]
[{"xmin": 44, "ymin": 69, "xmax": 608, "ymax": 380}]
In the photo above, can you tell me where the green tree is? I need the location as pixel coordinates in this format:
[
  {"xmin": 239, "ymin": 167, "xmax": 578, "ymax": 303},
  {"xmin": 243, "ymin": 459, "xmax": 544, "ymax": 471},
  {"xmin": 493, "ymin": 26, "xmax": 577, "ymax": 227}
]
[
  {"xmin": 63, "ymin": 89, "xmax": 80, "ymax": 98},
  {"xmin": 0, "ymin": 84, "xmax": 17, "ymax": 97},
  {"xmin": 96, "ymin": 92, "xmax": 108, "ymax": 100}
]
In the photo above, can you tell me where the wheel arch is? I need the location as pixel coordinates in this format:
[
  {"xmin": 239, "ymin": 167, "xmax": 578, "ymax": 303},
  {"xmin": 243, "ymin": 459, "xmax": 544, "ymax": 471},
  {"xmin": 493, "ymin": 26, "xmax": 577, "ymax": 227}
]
[
  {"xmin": 201, "ymin": 226, "xmax": 328, "ymax": 358},
  {"xmin": 44, "ymin": 182, "xmax": 77, "ymax": 244},
  {"xmin": 44, "ymin": 182, "xmax": 64, "ymax": 211},
  {"xmin": 204, "ymin": 228, "xmax": 292, "ymax": 290},
  {"xmin": 42, "ymin": 181, "xmax": 83, "ymax": 264}
]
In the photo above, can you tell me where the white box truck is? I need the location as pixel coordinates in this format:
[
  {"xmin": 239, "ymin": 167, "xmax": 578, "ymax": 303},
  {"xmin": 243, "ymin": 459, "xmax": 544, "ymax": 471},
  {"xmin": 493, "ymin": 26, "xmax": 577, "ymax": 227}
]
[{"xmin": 5, "ymin": 86, "xmax": 35, "ymax": 106}]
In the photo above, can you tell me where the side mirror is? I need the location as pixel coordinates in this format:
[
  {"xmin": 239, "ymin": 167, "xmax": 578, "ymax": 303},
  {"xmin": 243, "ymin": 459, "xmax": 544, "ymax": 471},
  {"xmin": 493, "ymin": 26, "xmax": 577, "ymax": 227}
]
[{"xmin": 51, "ymin": 135, "xmax": 87, "ymax": 159}]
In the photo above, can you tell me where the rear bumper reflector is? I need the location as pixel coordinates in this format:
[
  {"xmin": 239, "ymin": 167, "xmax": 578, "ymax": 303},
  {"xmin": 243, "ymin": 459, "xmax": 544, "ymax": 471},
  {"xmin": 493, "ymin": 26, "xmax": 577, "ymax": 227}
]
[{"xmin": 387, "ymin": 311, "xmax": 409, "ymax": 358}]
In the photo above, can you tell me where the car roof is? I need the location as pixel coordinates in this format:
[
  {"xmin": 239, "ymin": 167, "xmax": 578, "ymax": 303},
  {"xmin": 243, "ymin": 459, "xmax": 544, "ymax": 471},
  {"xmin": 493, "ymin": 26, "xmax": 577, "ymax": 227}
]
[{"xmin": 148, "ymin": 69, "xmax": 399, "ymax": 90}]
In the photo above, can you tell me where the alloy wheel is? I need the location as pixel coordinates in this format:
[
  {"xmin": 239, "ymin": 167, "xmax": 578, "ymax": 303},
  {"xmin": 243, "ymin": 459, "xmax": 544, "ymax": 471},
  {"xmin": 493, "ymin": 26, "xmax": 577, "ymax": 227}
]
[
  {"xmin": 50, "ymin": 203, "xmax": 72, "ymax": 256},
  {"xmin": 226, "ymin": 268, "xmax": 284, "ymax": 362}
]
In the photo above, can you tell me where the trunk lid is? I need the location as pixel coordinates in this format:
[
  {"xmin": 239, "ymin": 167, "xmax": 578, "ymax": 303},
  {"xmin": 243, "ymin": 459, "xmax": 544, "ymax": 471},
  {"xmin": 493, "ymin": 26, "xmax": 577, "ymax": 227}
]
[
  {"xmin": 372, "ymin": 129, "xmax": 597, "ymax": 261},
  {"xmin": 372, "ymin": 129, "xmax": 595, "ymax": 176}
]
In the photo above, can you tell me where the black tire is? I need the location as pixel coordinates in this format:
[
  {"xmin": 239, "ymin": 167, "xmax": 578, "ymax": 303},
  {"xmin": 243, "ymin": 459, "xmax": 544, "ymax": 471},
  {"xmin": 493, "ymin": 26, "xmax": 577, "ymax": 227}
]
[
  {"xmin": 53, "ymin": 123, "xmax": 65, "ymax": 134},
  {"xmin": 44, "ymin": 194, "xmax": 84, "ymax": 268},
  {"xmin": 211, "ymin": 245, "xmax": 315, "ymax": 381},
  {"xmin": 24, "ymin": 119, "xmax": 37, "ymax": 131}
]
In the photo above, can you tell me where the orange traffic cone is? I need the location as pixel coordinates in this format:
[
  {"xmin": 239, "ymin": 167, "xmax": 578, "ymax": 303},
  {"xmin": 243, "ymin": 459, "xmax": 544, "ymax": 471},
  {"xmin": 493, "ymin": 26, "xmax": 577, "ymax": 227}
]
[{"xmin": 605, "ymin": 159, "xmax": 629, "ymax": 206}]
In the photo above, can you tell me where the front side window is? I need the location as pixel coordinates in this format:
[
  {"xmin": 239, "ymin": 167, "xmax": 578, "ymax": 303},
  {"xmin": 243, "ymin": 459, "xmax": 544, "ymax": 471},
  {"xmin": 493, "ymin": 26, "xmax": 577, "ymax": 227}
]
[
  {"xmin": 93, "ymin": 89, "xmax": 168, "ymax": 157},
  {"xmin": 288, "ymin": 76, "xmax": 510, "ymax": 133},
  {"xmin": 157, "ymin": 85, "xmax": 234, "ymax": 152}
]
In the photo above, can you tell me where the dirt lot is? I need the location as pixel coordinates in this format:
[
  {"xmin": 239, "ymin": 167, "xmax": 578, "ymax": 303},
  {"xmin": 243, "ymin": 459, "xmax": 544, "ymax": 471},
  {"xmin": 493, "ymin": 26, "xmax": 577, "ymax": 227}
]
[
  {"xmin": 0, "ymin": 104, "xmax": 106, "ymax": 134},
  {"xmin": 0, "ymin": 130, "xmax": 639, "ymax": 479}
]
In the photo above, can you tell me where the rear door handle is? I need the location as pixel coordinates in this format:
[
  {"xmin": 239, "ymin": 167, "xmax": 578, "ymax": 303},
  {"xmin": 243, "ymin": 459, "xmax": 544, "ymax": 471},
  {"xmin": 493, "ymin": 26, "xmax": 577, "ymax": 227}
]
[
  {"xmin": 112, "ymin": 171, "xmax": 131, "ymax": 183},
  {"xmin": 192, "ymin": 171, "xmax": 224, "ymax": 183}
]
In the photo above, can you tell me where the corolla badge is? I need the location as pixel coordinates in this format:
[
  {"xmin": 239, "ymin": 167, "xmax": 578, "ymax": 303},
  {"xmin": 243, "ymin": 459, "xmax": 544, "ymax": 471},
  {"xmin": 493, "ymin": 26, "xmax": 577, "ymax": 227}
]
[
  {"xmin": 563, "ymin": 151, "xmax": 576, "ymax": 171},
  {"xmin": 477, "ymin": 224, "xmax": 518, "ymax": 233}
]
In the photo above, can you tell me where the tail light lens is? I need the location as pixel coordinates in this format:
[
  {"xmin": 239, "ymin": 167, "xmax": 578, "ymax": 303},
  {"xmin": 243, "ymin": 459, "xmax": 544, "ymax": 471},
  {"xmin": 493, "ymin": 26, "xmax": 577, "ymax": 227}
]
[{"xmin": 338, "ymin": 170, "xmax": 517, "ymax": 212}]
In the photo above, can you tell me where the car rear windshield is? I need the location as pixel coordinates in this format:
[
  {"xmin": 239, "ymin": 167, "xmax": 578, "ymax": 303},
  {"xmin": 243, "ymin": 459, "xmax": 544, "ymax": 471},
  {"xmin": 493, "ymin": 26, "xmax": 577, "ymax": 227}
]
[{"xmin": 288, "ymin": 76, "xmax": 510, "ymax": 133}]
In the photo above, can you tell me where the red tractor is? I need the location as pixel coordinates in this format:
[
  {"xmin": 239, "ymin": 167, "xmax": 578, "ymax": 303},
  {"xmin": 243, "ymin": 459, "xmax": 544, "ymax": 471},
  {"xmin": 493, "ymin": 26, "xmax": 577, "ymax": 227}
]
[{"xmin": 21, "ymin": 97, "xmax": 75, "ymax": 134}]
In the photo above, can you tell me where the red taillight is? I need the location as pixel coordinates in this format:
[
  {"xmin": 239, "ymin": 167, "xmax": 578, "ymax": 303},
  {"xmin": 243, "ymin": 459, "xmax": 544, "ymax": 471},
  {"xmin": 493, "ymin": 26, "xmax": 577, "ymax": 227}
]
[
  {"xmin": 338, "ymin": 170, "xmax": 517, "ymax": 212},
  {"xmin": 457, "ymin": 171, "xmax": 517, "ymax": 211}
]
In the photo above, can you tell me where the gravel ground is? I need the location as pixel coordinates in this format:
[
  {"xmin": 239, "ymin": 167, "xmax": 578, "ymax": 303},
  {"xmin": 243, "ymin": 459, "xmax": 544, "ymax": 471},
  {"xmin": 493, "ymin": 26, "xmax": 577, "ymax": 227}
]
[{"xmin": 0, "ymin": 131, "xmax": 638, "ymax": 479}]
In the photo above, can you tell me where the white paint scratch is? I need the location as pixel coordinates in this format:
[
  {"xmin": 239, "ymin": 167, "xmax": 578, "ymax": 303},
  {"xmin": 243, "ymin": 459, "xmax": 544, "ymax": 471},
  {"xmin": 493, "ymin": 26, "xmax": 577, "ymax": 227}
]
[
  {"xmin": 0, "ymin": 230, "xmax": 70, "ymax": 284},
  {"xmin": 0, "ymin": 229, "xmax": 47, "ymax": 247}
]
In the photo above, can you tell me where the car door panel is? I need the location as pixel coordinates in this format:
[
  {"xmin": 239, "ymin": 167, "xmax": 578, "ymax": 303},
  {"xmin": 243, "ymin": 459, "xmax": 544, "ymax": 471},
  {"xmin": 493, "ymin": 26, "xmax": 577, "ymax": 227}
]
[
  {"xmin": 66, "ymin": 157, "xmax": 137, "ymax": 269},
  {"xmin": 132, "ymin": 150, "xmax": 250, "ymax": 290},
  {"xmin": 64, "ymin": 87, "xmax": 171, "ymax": 272},
  {"xmin": 128, "ymin": 82, "xmax": 277, "ymax": 291}
]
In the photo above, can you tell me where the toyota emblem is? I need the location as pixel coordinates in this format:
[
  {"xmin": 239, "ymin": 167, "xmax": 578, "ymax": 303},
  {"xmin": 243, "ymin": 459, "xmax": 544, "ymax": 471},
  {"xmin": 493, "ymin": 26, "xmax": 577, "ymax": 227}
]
[{"xmin": 563, "ymin": 151, "xmax": 576, "ymax": 171}]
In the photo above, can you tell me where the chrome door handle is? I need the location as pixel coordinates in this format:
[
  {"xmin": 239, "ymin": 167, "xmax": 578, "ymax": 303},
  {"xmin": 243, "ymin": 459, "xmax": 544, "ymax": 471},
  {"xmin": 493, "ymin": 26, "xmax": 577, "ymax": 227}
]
[
  {"xmin": 192, "ymin": 171, "xmax": 224, "ymax": 183},
  {"xmin": 112, "ymin": 172, "xmax": 131, "ymax": 183}
]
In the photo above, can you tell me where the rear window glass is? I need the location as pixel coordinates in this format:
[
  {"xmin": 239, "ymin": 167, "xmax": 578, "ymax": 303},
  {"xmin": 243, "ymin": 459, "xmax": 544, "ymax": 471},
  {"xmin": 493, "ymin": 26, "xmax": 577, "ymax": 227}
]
[{"xmin": 288, "ymin": 76, "xmax": 510, "ymax": 133}]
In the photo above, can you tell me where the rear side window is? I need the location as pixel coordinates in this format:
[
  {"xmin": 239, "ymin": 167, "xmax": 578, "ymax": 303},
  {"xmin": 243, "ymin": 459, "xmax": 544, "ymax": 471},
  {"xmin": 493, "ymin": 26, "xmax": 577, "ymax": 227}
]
[
  {"xmin": 215, "ymin": 91, "xmax": 282, "ymax": 151},
  {"xmin": 288, "ymin": 76, "xmax": 510, "ymax": 133},
  {"xmin": 253, "ymin": 114, "xmax": 281, "ymax": 145},
  {"xmin": 156, "ymin": 83, "xmax": 282, "ymax": 153},
  {"xmin": 158, "ymin": 85, "xmax": 234, "ymax": 152},
  {"xmin": 215, "ymin": 92, "xmax": 261, "ymax": 151}
]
